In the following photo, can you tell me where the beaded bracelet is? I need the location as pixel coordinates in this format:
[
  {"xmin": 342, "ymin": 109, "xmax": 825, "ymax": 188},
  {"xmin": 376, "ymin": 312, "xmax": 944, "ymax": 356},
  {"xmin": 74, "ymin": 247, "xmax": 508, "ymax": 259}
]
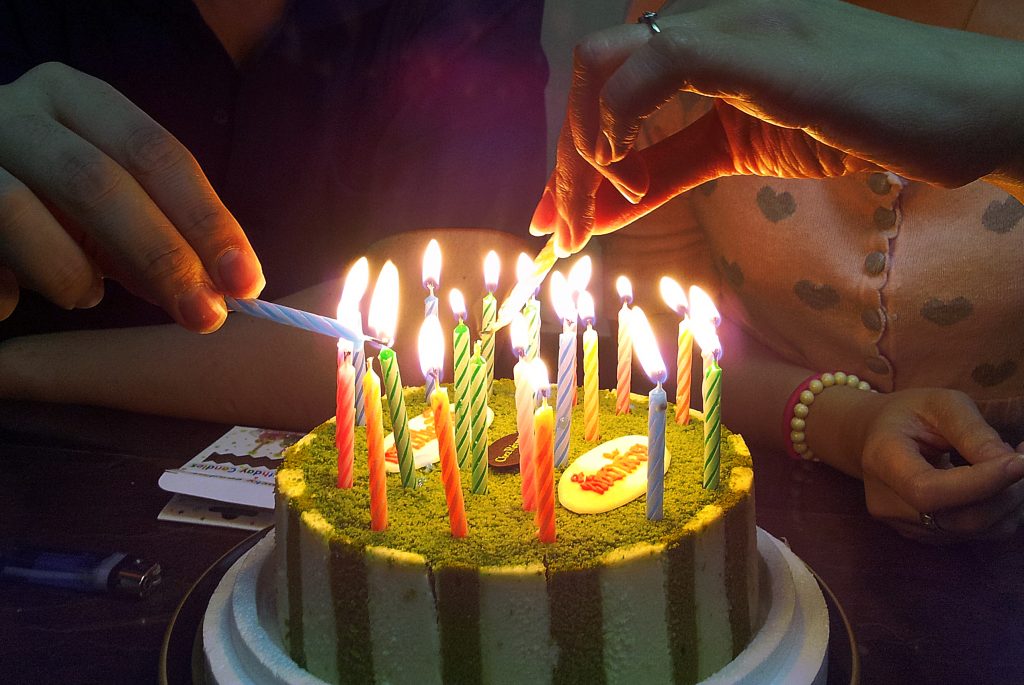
[{"xmin": 783, "ymin": 372, "xmax": 873, "ymax": 460}]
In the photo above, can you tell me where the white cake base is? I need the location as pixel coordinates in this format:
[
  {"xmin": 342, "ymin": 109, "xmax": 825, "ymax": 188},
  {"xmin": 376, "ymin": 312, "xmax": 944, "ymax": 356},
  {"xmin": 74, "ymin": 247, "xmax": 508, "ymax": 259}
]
[{"xmin": 202, "ymin": 528, "xmax": 828, "ymax": 685}]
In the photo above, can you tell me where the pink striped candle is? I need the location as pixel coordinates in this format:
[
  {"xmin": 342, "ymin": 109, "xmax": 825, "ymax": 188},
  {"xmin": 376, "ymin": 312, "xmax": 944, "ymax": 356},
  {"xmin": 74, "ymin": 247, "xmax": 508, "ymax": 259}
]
[
  {"xmin": 336, "ymin": 342, "xmax": 356, "ymax": 488},
  {"xmin": 615, "ymin": 276, "xmax": 633, "ymax": 414},
  {"xmin": 510, "ymin": 313, "xmax": 536, "ymax": 511}
]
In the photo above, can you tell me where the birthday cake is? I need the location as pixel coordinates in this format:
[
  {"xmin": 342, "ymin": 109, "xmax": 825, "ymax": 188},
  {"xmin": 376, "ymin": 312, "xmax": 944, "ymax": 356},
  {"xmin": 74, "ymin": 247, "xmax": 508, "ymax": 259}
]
[{"xmin": 272, "ymin": 379, "xmax": 758, "ymax": 685}]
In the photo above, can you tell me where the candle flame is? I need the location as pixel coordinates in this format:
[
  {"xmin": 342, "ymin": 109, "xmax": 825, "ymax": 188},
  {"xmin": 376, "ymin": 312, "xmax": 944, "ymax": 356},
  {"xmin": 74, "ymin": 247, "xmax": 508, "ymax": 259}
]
[
  {"xmin": 630, "ymin": 306, "xmax": 667, "ymax": 384},
  {"xmin": 691, "ymin": 317, "xmax": 723, "ymax": 361},
  {"xmin": 688, "ymin": 285, "xmax": 721, "ymax": 326},
  {"xmin": 659, "ymin": 276, "xmax": 688, "ymax": 317},
  {"xmin": 510, "ymin": 311, "xmax": 528, "ymax": 357},
  {"xmin": 368, "ymin": 260, "xmax": 399, "ymax": 344},
  {"xmin": 484, "ymin": 250, "xmax": 501, "ymax": 292},
  {"xmin": 448, "ymin": 288, "xmax": 467, "ymax": 321},
  {"xmin": 515, "ymin": 252, "xmax": 534, "ymax": 285},
  {"xmin": 577, "ymin": 290, "xmax": 596, "ymax": 327},
  {"xmin": 422, "ymin": 239, "xmax": 441, "ymax": 290},
  {"xmin": 417, "ymin": 314, "xmax": 445, "ymax": 380},
  {"xmin": 529, "ymin": 357, "xmax": 550, "ymax": 398},
  {"xmin": 337, "ymin": 256, "xmax": 369, "ymax": 331},
  {"xmin": 549, "ymin": 270, "xmax": 576, "ymax": 323},
  {"xmin": 567, "ymin": 255, "xmax": 592, "ymax": 293},
  {"xmin": 615, "ymin": 275, "xmax": 633, "ymax": 305}
]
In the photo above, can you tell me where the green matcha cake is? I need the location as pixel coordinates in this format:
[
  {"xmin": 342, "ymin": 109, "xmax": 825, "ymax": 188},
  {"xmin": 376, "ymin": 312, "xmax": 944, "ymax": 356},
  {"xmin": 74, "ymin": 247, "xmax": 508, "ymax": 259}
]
[{"xmin": 275, "ymin": 379, "xmax": 757, "ymax": 684}]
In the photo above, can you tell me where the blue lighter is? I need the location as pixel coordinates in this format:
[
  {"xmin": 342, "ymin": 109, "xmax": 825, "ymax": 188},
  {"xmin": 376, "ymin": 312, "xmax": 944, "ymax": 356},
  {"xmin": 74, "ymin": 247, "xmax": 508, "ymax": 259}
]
[{"xmin": 0, "ymin": 547, "xmax": 162, "ymax": 598}]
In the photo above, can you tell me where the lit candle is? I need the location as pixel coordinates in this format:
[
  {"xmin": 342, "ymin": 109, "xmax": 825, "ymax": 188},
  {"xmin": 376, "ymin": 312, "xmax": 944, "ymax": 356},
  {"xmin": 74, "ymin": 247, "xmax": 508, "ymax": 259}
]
[
  {"xmin": 615, "ymin": 276, "xmax": 633, "ymax": 415},
  {"xmin": 369, "ymin": 261, "xmax": 416, "ymax": 488},
  {"xmin": 338, "ymin": 258, "xmax": 370, "ymax": 428},
  {"xmin": 530, "ymin": 360, "xmax": 556, "ymax": 543},
  {"xmin": 690, "ymin": 286, "xmax": 723, "ymax": 490},
  {"xmin": 482, "ymin": 250, "xmax": 500, "ymax": 398},
  {"xmin": 630, "ymin": 307, "xmax": 668, "ymax": 520},
  {"xmin": 660, "ymin": 276, "xmax": 693, "ymax": 425},
  {"xmin": 363, "ymin": 357, "xmax": 388, "ymax": 531},
  {"xmin": 335, "ymin": 343, "xmax": 356, "ymax": 488},
  {"xmin": 491, "ymin": 237, "xmax": 557, "ymax": 334},
  {"xmin": 469, "ymin": 340, "xmax": 489, "ymax": 494},
  {"xmin": 224, "ymin": 296, "xmax": 367, "ymax": 344},
  {"xmin": 422, "ymin": 239, "xmax": 441, "ymax": 318},
  {"xmin": 419, "ymin": 316, "xmax": 468, "ymax": 538},
  {"xmin": 449, "ymin": 288, "xmax": 473, "ymax": 469},
  {"xmin": 516, "ymin": 253, "xmax": 542, "ymax": 361},
  {"xmin": 510, "ymin": 312, "xmax": 536, "ymax": 511},
  {"xmin": 578, "ymin": 290, "xmax": 600, "ymax": 442},
  {"xmin": 549, "ymin": 271, "xmax": 577, "ymax": 468},
  {"xmin": 567, "ymin": 256, "xmax": 591, "ymax": 407}
]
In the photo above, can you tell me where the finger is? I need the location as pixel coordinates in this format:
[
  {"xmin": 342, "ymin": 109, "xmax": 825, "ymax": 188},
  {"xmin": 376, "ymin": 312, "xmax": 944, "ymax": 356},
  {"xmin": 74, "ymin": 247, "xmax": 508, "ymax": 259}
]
[
  {"xmin": 936, "ymin": 479, "xmax": 1024, "ymax": 537},
  {"xmin": 0, "ymin": 266, "xmax": 18, "ymax": 320},
  {"xmin": 0, "ymin": 164, "xmax": 102, "ymax": 309},
  {"xmin": 529, "ymin": 186, "xmax": 557, "ymax": 237},
  {"xmin": 31, "ymin": 64, "xmax": 265, "ymax": 299}
]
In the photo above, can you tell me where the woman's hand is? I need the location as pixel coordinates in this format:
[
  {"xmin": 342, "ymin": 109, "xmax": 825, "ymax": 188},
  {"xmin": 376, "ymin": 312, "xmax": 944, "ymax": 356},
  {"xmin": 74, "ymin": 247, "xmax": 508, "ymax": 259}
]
[
  {"xmin": 812, "ymin": 387, "xmax": 1024, "ymax": 544},
  {"xmin": 0, "ymin": 62, "xmax": 264, "ymax": 331},
  {"xmin": 532, "ymin": 0, "xmax": 1024, "ymax": 255}
]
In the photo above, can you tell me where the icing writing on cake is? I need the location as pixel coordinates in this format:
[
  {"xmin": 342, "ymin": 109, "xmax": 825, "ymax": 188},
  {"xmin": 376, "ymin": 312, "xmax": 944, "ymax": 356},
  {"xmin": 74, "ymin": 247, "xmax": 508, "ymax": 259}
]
[
  {"xmin": 558, "ymin": 434, "xmax": 672, "ymax": 514},
  {"xmin": 569, "ymin": 443, "xmax": 647, "ymax": 494}
]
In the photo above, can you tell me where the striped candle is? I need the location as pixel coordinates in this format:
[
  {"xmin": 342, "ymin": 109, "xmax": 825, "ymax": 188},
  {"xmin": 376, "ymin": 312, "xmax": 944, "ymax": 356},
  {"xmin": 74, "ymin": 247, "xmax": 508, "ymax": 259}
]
[
  {"xmin": 469, "ymin": 341, "xmax": 489, "ymax": 494},
  {"xmin": 423, "ymin": 238, "xmax": 441, "ymax": 318},
  {"xmin": 363, "ymin": 358, "xmax": 388, "ymax": 531},
  {"xmin": 524, "ymin": 295, "xmax": 541, "ymax": 361},
  {"xmin": 431, "ymin": 386, "xmax": 468, "ymax": 537},
  {"xmin": 224, "ymin": 296, "xmax": 364, "ymax": 344},
  {"xmin": 510, "ymin": 313, "xmax": 535, "ymax": 511},
  {"xmin": 450, "ymin": 289, "xmax": 472, "ymax": 469},
  {"xmin": 647, "ymin": 382, "xmax": 668, "ymax": 520},
  {"xmin": 554, "ymin": 328, "xmax": 576, "ymax": 468},
  {"xmin": 424, "ymin": 316, "xmax": 438, "ymax": 403},
  {"xmin": 336, "ymin": 342, "xmax": 356, "ymax": 489},
  {"xmin": 676, "ymin": 322, "xmax": 693, "ymax": 424},
  {"xmin": 533, "ymin": 381, "xmax": 556, "ymax": 543},
  {"xmin": 482, "ymin": 250, "xmax": 500, "ymax": 398},
  {"xmin": 615, "ymin": 276, "xmax": 633, "ymax": 415},
  {"xmin": 353, "ymin": 344, "xmax": 366, "ymax": 426},
  {"xmin": 579, "ymin": 291, "xmax": 599, "ymax": 442},
  {"xmin": 702, "ymin": 352, "xmax": 722, "ymax": 490},
  {"xmin": 379, "ymin": 347, "xmax": 416, "ymax": 488}
]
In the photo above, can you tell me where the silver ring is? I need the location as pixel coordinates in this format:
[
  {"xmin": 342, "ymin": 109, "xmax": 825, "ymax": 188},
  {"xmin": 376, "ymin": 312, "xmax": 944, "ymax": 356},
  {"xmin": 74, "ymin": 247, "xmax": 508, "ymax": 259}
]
[
  {"xmin": 638, "ymin": 10, "xmax": 661, "ymax": 34},
  {"xmin": 920, "ymin": 512, "xmax": 944, "ymax": 532}
]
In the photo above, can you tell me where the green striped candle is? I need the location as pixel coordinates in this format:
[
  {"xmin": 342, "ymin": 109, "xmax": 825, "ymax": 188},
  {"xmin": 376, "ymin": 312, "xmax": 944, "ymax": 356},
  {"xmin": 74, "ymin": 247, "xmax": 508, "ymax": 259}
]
[
  {"xmin": 469, "ymin": 341, "xmax": 489, "ymax": 494},
  {"xmin": 379, "ymin": 347, "xmax": 416, "ymax": 488},
  {"xmin": 702, "ymin": 352, "xmax": 722, "ymax": 490},
  {"xmin": 450, "ymin": 289, "xmax": 472, "ymax": 469}
]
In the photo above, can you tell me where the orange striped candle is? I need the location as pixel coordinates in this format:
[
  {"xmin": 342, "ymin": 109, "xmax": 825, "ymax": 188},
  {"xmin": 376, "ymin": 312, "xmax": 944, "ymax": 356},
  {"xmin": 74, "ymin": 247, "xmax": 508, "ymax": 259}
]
[
  {"xmin": 363, "ymin": 358, "xmax": 388, "ymax": 531},
  {"xmin": 431, "ymin": 386, "xmax": 468, "ymax": 537},
  {"xmin": 336, "ymin": 342, "xmax": 356, "ymax": 488},
  {"xmin": 530, "ymin": 361, "xmax": 556, "ymax": 544}
]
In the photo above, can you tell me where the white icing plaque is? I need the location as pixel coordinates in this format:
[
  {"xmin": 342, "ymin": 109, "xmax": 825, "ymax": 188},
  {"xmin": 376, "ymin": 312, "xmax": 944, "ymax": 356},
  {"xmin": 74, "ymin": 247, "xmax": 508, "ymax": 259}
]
[{"xmin": 557, "ymin": 435, "xmax": 672, "ymax": 514}]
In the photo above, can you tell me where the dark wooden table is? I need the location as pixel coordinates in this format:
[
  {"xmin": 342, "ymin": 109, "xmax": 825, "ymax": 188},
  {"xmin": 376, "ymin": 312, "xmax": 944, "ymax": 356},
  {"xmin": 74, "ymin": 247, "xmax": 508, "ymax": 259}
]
[{"xmin": 1, "ymin": 399, "xmax": 1021, "ymax": 685}]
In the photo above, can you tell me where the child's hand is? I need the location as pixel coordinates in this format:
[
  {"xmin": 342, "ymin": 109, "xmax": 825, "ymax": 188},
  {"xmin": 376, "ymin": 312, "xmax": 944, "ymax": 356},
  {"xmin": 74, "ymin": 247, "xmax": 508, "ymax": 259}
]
[{"xmin": 854, "ymin": 388, "xmax": 1024, "ymax": 543}]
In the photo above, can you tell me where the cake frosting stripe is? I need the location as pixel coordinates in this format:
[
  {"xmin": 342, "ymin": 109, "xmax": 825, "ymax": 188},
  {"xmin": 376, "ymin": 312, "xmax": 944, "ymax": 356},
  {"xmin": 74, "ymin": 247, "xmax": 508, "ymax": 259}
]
[
  {"xmin": 287, "ymin": 504, "xmax": 306, "ymax": 666},
  {"xmin": 691, "ymin": 505, "xmax": 732, "ymax": 680},
  {"xmin": 724, "ymin": 469, "xmax": 754, "ymax": 658},
  {"xmin": 665, "ymin": 534, "xmax": 698, "ymax": 683},
  {"xmin": 299, "ymin": 512, "xmax": 339, "ymax": 680},
  {"xmin": 477, "ymin": 564, "xmax": 553, "ymax": 684},
  {"xmin": 328, "ymin": 537, "xmax": 374, "ymax": 684},
  {"xmin": 549, "ymin": 567, "xmax": 605, "ymax": 685},
  {"xmin": 435, "ymin": 566, "xmax": 484, "ymax": 684}
]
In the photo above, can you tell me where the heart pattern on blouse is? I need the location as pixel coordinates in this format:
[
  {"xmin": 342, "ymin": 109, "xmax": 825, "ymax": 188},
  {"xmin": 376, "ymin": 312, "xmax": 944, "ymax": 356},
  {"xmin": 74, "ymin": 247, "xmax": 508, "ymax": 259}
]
[
  {"xmin": 920, "ymin": 297, "xmax": 973, "ymax": 326},
  {"xmin": 719, "ymin": 256, "xmax": 744, "ymax": 289},
  {"xmin": 794, "ymin": 280, "xmax": 840, "ymax": 310},
  {"xmin": 982, "ymin": 196, "xmax": 1024, "ymax": 234},
  {"xmin": 971, "ymin": 360, "xmax": 1017, "ymax": 388},
  {"xmin": 756, "ymin": 185, "xmax": 796, "ymax": 223}
]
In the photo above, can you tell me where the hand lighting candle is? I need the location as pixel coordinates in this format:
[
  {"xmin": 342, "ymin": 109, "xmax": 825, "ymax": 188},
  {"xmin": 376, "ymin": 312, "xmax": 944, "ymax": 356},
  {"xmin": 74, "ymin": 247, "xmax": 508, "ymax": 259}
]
[
  {"xmin": 422, "ymin": 239, "xmax": 441, "ymax": 318},
  {"xmin": 419, "ymin": 316, "xmax": 468, "ymax": 537},
  {"xmin": 615, "ymin": 276, "xmax": 633, "ymax": 415},
  {"xmin": 529, "ymin": 359, "xmax": 556, "ymax": 543},
  {"xmin": 660, "ymin": 276, "xmax": 693, "ymax": 425},
  {"xmin": 690, "ymin": 286, "xmax": 723, "ymax": 490},
  {"xmin": 549, "ymin": 271, "xmax": 577, "ymax": 468},
  {"xmin": 630, "ymin": 306, "xmax": 669, "ymax": 521},
  {"xmin": 368, "ymin": 261, "xmax": 416, "ymax": 488},
  {"xmin": 510, "ymin": 312, "xmax": 536, "ymax": 511},
  {"xmin": 363, "ymin": 357, "xmax": 388, "ymax": 531},
  {"xmin": 469, "ymin": 339, "xmax": 489, "ymax": 494},
  {"xmin": 449, "ymin": 288, "xmax": 473, "ymax": 469},
  {"xmin": 578, "ymin": 290, "xmax": 600, "ymax": 442},
  {"xmin": 482, "ymin": 250, "xmax": 500, "ymax": 398},
  {"xmin": 517, "ymin": 252, "xmax": 542, "ymax": 361}
]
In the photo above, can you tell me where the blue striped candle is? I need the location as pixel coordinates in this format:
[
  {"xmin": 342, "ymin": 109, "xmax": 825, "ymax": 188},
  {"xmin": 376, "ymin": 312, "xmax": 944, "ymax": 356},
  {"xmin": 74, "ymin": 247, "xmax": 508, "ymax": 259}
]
[
  {"xmin": 352, "ymin": 344, "xmax": 366, "ymax": 426},
  {"xmin": 554, "ymin": 328, "xmax": 576, "ymax": 468},
  {"xmin": 647, "ymin": 382, "xmax": 667, "ymax": 520},
  {"xmin": 224, "ymin": 297, "xmax": 364, "ymax": 344}
]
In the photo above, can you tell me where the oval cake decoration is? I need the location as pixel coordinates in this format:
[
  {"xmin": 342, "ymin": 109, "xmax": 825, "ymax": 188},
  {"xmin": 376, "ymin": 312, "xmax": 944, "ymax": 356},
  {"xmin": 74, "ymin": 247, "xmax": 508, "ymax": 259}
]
[{"xmin": 557, "ymin": 435, "xmax": 672, "ymax": 514}]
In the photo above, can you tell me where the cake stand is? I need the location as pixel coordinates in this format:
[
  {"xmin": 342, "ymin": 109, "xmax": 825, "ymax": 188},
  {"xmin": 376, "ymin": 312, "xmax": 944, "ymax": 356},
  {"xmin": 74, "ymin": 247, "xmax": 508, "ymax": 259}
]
[{"xmin": 176, "ymin": 527, "xmax": 844, "ymax": 685}]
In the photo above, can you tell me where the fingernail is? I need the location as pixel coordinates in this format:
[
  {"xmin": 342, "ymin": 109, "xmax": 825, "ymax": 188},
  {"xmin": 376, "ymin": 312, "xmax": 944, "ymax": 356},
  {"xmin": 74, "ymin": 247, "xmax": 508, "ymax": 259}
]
[
  {"xmin": 217, "ymin": 248, "xmax": 265, "ymax": 297},
  {"xmin": 1006, "ymin": 455, "xmax": 1024, "ymax": 480},
  {"xmin": 178, "ymin": 284, "xmax": 227, "ymax": 333},
  {"xmin": 595, "ymin": 131, "xmax": 614, "ymax": 166},
  {"xmin": 75, "ymin": 279, "xmax": 104, "ymax": 309}
]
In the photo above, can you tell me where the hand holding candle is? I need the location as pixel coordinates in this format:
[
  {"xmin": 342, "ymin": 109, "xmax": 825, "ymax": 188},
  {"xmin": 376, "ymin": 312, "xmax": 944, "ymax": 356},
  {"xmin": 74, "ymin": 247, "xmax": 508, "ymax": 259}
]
[
  {"xmin": 419, "ymin": 316, "xmax": 467, "ymax": 538},
  {"xmin": 660, "ymin": 276, "xmax": 693, "ymax": 425},
  {"xmin": 369, "ymin": 261, "xmax": 416, "ymax": 488},
  {"xmin": 615, "ymin": 276, "xmax": 633, "ymax": 415},
  {"xmin": 630, "ymin": 306, "xmax": 669, "ymax": 521}
]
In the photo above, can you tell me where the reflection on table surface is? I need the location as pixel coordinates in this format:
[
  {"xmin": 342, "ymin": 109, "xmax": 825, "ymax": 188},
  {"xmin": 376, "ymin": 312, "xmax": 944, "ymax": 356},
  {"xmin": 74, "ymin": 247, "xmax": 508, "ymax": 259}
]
[{"xmin": 1, "ymin": 399, "xmax": 1022, "ymax": 685}]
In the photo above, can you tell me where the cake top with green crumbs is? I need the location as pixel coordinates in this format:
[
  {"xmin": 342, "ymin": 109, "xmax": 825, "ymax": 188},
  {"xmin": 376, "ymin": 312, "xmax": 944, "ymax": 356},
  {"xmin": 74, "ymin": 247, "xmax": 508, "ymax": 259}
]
[{"xmin": 280, "ymin": 379, "xmax": 752, "ymax": 571}]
